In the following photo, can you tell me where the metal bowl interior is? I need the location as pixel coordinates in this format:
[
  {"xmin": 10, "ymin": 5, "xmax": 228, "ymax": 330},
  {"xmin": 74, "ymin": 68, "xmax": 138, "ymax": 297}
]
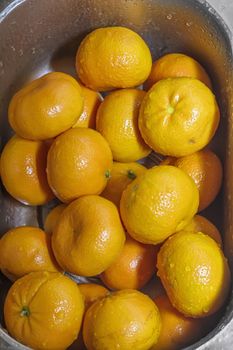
[{"xmin": 0, "ymin": 0, "xmax": 233, "ymax": 349}]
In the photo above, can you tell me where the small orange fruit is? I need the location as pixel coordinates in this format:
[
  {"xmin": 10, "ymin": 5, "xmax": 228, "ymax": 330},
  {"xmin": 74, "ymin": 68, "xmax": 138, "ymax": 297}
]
[
  {"xmin": 79, "ymin": 283, "xmax": 109, "ymax": 311},
  {"xmin": 0, "ymin": 135, "xmax": 54, "ymax": 205},
  {"xmin": 161, "ymin": 149, "xmax": 223, "ymax": 211},
  {"xmin": 151, "ymin": 294, "xmax": 209, "ymax": 350},
  {"xmin": 83, "ymin": 289, "xmax": 161, "ymax": 350},
  {"xmin": 4, "ymin": 271, "xmax": 84, "ymax": 350},
  {"xmin": 145, "ymin": 53, "xmax": 212, "ymax": 90},
  {"xmin": 120, "ymin": 165, "xmax": 199, "ymax": 244},
  {"xmin": 8, "ymin": 72, "xmax": 83, "ymax": 140},
  {"xmin": 183, "ymin": 214, "xmax": 222, "ymax": 246},
  {"xmin": 72, "ymin": 85, "xmax": 102, "ymax": 129},
  {"xmin": 0, "ymin": 226, "xmax": 59, "ymax": 281},
  {"xmin": 52, "ymin": 195, "xmax": 125, "ymax": 276},
  {"xmin": 101, "ymin": 161, "xmax": 146, "ymax": 207},
  {"xmin": 157, "ymin": 231, "xmax": 231, "ymax": 317},
  {"xmin": 139, "ymin": 78, "xmax": 220, "ymax": 157},
  {"xmin": 100, "ymin": 235, "xmax": 158, "ymax": 290},
  {"xmin": 44, "ymin": 204, "xmax": 66, "ymax": 234},
  {"xmin": 47, "ymin": 128, "xmax": 113, "ymax": 203},
  {"xmin": 96, "ymin": 89, "xmax": 151, "ymax": 162},
  {"xmin": 76, "ymin": 26, "xmax": 152, "ymax": 91}
]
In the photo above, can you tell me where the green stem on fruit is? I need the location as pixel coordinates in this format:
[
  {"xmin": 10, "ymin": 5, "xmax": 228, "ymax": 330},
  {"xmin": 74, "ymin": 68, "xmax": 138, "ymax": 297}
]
[
  {"xmin": 105, "ymin": 170, "xmax": 111, "ymax": 179},
  {"xmin": 127, "ymin": 170, "xmax": 137, "ymax": 180},
  {"xmin": 20, "ymin": 306, "xmax": 30, "ymax": 317}
]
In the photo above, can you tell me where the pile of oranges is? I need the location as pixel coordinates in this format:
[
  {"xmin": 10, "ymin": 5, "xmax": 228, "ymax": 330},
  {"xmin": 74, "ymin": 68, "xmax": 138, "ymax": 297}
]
[{"xmin": 0, "ymin": 26, "xmax": 230, "ymax": 350}]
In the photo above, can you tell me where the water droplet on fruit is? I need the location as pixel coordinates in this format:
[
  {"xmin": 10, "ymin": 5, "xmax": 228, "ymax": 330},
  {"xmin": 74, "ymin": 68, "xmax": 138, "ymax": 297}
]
[{"xmin": 203, "ymin": 307, "xmax": 209, "ymax": 313}]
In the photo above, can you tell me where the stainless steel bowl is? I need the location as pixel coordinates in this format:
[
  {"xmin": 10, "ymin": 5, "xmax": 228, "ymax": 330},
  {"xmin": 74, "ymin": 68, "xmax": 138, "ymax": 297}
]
[{"xmin": 0, "ymin": 0, "xmax": 233, "ymax": 349}]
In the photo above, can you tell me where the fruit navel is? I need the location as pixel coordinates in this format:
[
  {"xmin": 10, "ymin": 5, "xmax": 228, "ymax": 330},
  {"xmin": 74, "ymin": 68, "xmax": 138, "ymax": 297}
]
[{"xmin": 20, "ymin": 306, "xmax": 30, "ymax": 317}]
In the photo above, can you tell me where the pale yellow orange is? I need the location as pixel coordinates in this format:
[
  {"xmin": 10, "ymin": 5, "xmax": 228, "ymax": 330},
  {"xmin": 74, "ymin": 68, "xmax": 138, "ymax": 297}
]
[
  {"xmin": 120, "ymin": 165, "xmax": 199, "ymax": 244},
  {"xmin": 76, "ymin": 26, "xmax": 152, "ymax": 91},
  {"xmin": 157, "ymin": 231, "xmax": 230, "ymax": 317},
  {"xmin": 96, "ymin": 89, "xmax": 151, "ymax": 162},
  {"xmin": 83, "ymin": 289, "xmax": 161, "ymax": 350},
  {"xmin": 139, "ymin": 78, "xmax": 220, "ymax": 157}
]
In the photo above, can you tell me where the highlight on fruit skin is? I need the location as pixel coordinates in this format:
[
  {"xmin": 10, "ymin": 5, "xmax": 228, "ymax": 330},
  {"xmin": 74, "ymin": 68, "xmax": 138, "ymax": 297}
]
[
  {"xmin": 161, "ymin": 149, "xmax": 223, "ymax": 212},
  {"xmin": 157, "ymin": 231, "xmax": 231, "ymax": 318},
  {"xmin": 100, "ymin": 235, "xmax": 159, "ymax": 290},
  {"xmin": 0, "ymin": 135, "xmax": 54, "ymax": 206},
  {"xmin": 4, "ymin": 271, "xmax": 85, "ymax": 350},
  {"xmin": 144, "ymin": 53, "xmax": 212, "ymax": 91},
  {"xmin": 139, "ymin": 77, "xmax": 220, "ymax": 157},
  {"xmin": 8, "ymin": 72, "xmax": 84, "ymax": 140},
  {"xmin": 0, "ymin": 226, "xmax": 59, "ymax": 281},
  {"xmin": 76, "ymin": 26, "xmax": 152, "ymax": 91},
  {"xmin": 46, "ymin": 127, "xmax": 113, "ymax": 203},
  {"xmin": 96, "ymin": 89, "xmax": 151, "ymax": 162},
  {"xmin": 120, "ymin": 165, "xmax": 199, "ymax": 245},
  {"xmin": 83, "ymin": 289, "xmax": 161, "ymax": 350},
  {"xmin": 52, "ymin": 195, "xmax": 126, "ymax": 276}
]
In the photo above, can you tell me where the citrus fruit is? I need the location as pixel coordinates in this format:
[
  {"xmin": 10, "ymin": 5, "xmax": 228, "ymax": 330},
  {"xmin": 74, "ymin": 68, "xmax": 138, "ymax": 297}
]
[
  {"xmin": 0, "ymin": 135, "xmax": 54, "ymax": 205},
  {"xmin": 145, "ymin": 53, "xmax": 212, "ymax": 90},
  {"xmin": 161, "ymin": 149, "xmax": 223, "ymax": 211},
  {"xmin": 76, "ymin": 283, "xmax": 110, "ymax": 349},
  {"xmin": 52, "ymin": 195, "xmax": 125, "ymax": 276},
  {"xmin": 183, "ymin": 214, "xmax": 222, "ymax": 246},
  {"xmin": 96, "ymin": 89, "xmax": 151, "ymax": 162},
  {"xmin": 151, "ymin": 294, "xmax": 209, "ymax": 350},
  {"xmin": 72, "ymin": 85, "xmax": 102, "ymax": 128},
  {"xmin": 47, "ymin": 128, "xmax": 113, "ymax": 203},
  {"xmin": 4, "ymin": 271, "xmax": 84, "ymax": 350},
  {"xmin": 157, "ymin": 231, "xmax": 230, "ymax": 317},
  {"xmin": 120, "ymin": 165, "xmax": 199, "ymax": 244},
  {"xmin": 0, "ymin": 226, "xmax": 59, "ymax": 281},
  {"xmin": 101, "ymin": 161, "xmax": 146, "ymax": 207},
  {"xmin": 8, "ymin": 72, "xmax": 83, "ymax": 140},
  {"xmin": 139, "ymin": 78, "xmax": 220, "ymax": 157},
  {"xmin": 83, "ymin": 289, "xmax": 161, "ymax": 350},
  {"xmin": 76, "ymin": 26, "xmax": 152, "ymax": 91},
  {"xmin": 79, "ymin": 283, "xmax": 109, "ymax": 311},
  {"xmin": 44, "ymin": 204, "xmax": 66, "ymax": 234},
  {"xmin": 100, "ymin": 235, "xmax": 158, "ymax": 290}
]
